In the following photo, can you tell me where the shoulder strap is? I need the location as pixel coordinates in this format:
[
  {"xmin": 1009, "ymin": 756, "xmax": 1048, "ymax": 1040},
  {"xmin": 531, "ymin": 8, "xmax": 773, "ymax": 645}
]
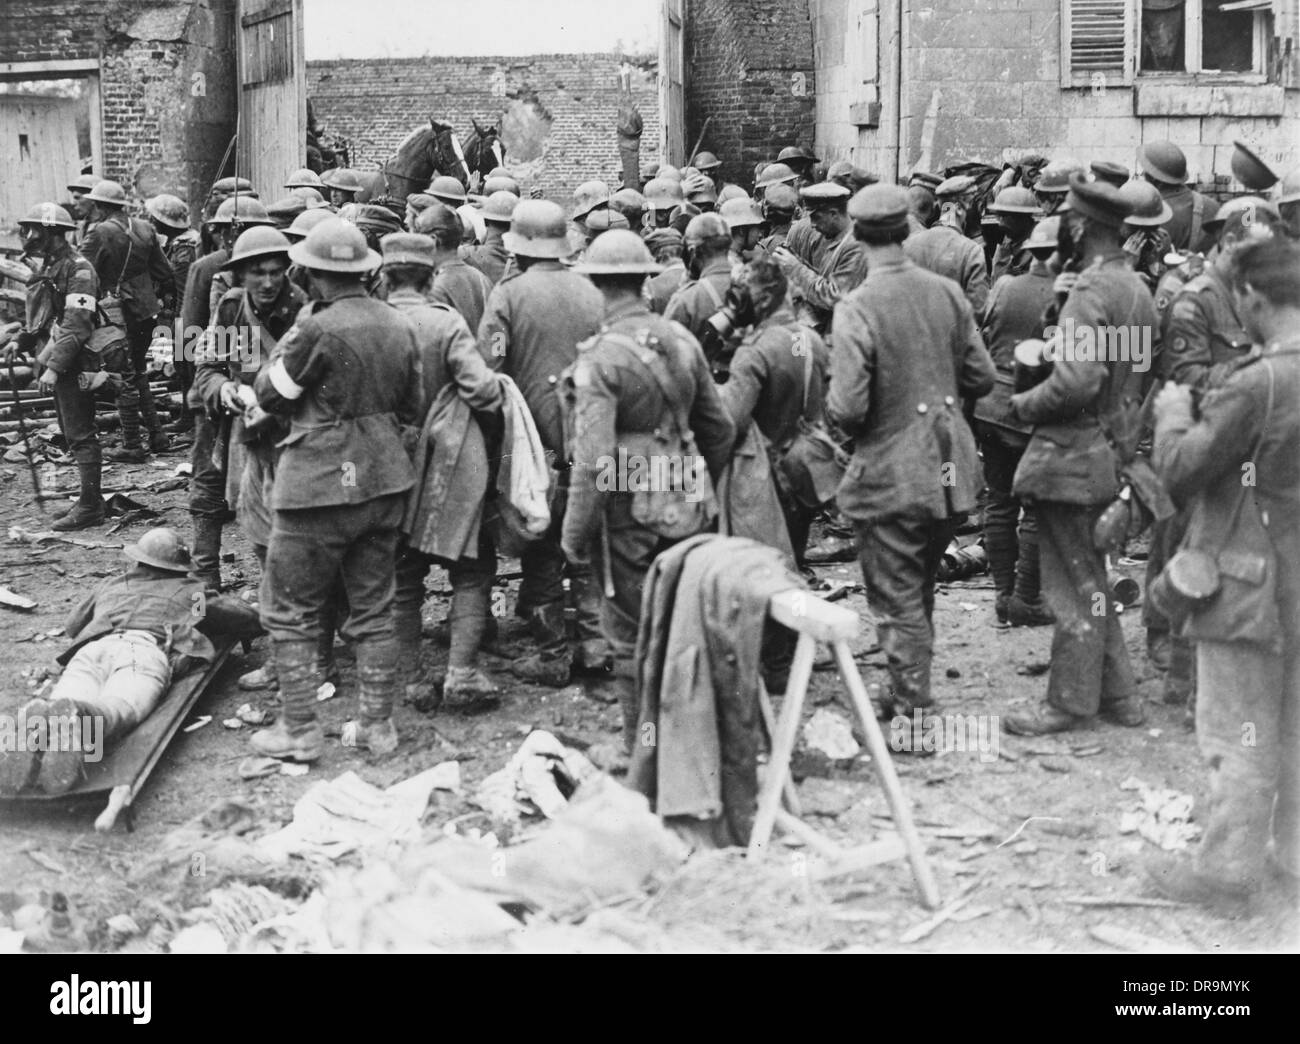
[
  {"xmin": 1189, "ymin": 194, "xmax": 1205, "ymax": 252},
  {"xmin": 114, "ymin": 219, "xmax": 134, "ymax": 296},
  {"xmin": 700, "ymin": 275, "xmax": 724, "ymax": 310},
  {"xmin": 602, "ymin": 329, "xmax": 695, "ymax": 443}
]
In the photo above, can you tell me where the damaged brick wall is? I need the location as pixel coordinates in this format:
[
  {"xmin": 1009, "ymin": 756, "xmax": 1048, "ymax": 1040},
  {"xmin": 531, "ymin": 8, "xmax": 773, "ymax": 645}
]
[
  {"xmin": 684, "ymin": 0, "xmax": 816, "ymax": 191},
  {"xmin": 307, "ymin": 54, "xmax": 660, "ymax": 203},
  {"xmin": 0, "ymin": 0, "xmax": 237, "ymax": 220}
]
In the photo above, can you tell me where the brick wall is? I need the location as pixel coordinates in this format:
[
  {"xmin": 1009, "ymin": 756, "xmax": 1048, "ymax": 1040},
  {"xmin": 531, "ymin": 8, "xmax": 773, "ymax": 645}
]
[
  {"xmin": 307, "ymin": 53, "xmax": 660, "ymax": 204},
  {"xmin": 806, "ymin": 0, "xmax": 1300, "ymax": 188},
  {"xmin": 684, "ymin": 0, "xmax": 816, "ymax": 191},
  {"xmin": 0, "ymin": 0, "xmax": 237, "ymax": 223}
]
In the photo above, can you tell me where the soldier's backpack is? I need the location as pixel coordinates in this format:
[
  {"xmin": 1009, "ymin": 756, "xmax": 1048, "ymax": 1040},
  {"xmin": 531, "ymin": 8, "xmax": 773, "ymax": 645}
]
[
  {"xmin": 772, "ymin": 328, "xmax": 848, "ymax": 509},
  {"xmin": 604, "ymin": 327, "xmax": 719, "ymax": 539}
]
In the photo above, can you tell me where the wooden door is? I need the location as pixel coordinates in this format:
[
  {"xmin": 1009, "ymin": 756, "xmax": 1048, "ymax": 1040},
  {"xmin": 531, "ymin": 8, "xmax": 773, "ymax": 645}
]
[
  {"xmin": 660, "ymin": 0, "xmax": 686, "ymax": 167},
  {"xmin": 0, "ymin": 95, "xmax": 82, "ymax": 232},
  {"xmin": 237, "ymin": 0, "xmax": 306, "ymax": 197}
]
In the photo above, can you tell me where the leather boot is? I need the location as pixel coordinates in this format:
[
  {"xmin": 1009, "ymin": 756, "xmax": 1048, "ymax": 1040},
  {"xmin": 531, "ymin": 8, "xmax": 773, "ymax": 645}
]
[
  {"xmin": 345, "ymin": 638, "xmax": 399, "ymax": 754},
  {"xmin": 250, "ymin": 640, "xmax": 323, "ymax": 761},
  {"xmin": 1007, "ymin": 530, "xmax": 1054, "ymax": 627},
  {"xmin": 189, "ymin": 514, "xmax": 223, "ymax": 592},
  {"xmin": 140, "ymin": 381, "xmax": 168, "ymax": 452},
  {"xmin": 511, "ymin": 603, "xmax": 572, "ymax": 686},
  {"xmin": 51, "ymin": 463, "xmax": 105, "ymax": 531},
  {"xmin": 238, "ymin": 658, "xmax": 277, "ymax": 691},
  {"xmin": 442, "ymin": 577, "xmax": 499, "ymax": 710}
]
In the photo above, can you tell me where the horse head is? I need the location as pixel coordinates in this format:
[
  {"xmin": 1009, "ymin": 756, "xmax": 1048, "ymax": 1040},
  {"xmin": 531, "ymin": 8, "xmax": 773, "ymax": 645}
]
[
  {"xmin": 465, "ymin": 118, "xmax": 506, "ymax": 181},
  {"xmin": 384, "ymin": 117, "xmax": 470, "ymax": 200}
]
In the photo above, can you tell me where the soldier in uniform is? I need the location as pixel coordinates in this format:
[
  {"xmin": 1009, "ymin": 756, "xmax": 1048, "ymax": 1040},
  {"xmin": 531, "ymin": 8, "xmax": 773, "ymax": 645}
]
[
  {"xmin": 561, "ymin": 230, "xmax": 735, "ymax": 751},
  {"xmin": 191, "ymin": 226, "xmax": 310, "ymax": 695},
  {"xmin": 1031, "ymin": 161, "xmax": 1080, "ymax": 217},
  {"xmin": 973, "ymin": 216, "xmax": 1059, "ymax": 628},
  {"xmin": 1279, "ymin": 168, "xmax": 1300, "ymax": 240},
  {"xmin": 1089, "ymin": 160, "xmax": 1129, "ymax": 190},
  {"xmin": 182, "ymin": 195, "xmax": 276, "ymax": 592},
  {"xmin": 1118, "ymin": 180, "xmax": 1174, "ymax": 292},
  {"xmin": 757, "ymin": 183, "xmax": 798, "ymax": 255},
  {"xmin": 644, "ymin": 228, "xmax": 686, "ymax": 314},
  {"xmin": 903, "ymin": 175, "xmax": 990, "ymax": 317},
  {"xmin": 250, "ymin": 218, "xmax": 422, "ymax": 760},
  {"xmin": 828, "ymin": 184, "xmax": 996, "ymax": 721},
  {"xmin": 382, "ymin": 232, "xmax": 503, "ymax": 709},
  {"xmin": 692, "ymin": 151, "xmax": 724, "ymax": 194},
  {"xmin": 65, "ymin": 174, "xmax": 99, "ymax": 243},
  {"xmin": 145, "ymin": 194, "xmax": 201, "ymax": 434},
  {"xmin": 720, "ymin": 256, "xmax": 829, "ymax": 567},
  {"xmin": 7, "ymin": 204, "xmax": 104, "ymax": 531},
  {"xmin": 478, "ymin": 200, "xmax": 609, "ymax": 686},
  {"xmin": 1146, "ymin": 237, "xmax": 1300, "ymax": 907},
  {"xmin": 664, "ymin": 213, "xmax": 734, "ymax": 348},
  {"xmin": 1138, "ymin": 141, "xmax": 1220, "ymax": 254},
  {"xmin": 1005, "ymin": 175, "xmax": 1156, "ymax": 736},
  {"xmin": 643, "ymin": 177, "xmax": 685, "ymax": 231},
  {"xmin": 720, "ymin": 197, "xmax": 765, "ymax": 268},
  {"xmin": 416, "ymin": 203, "xmax": 494, "ymax": 333},
  {"xmin": 80, "ymin": 180, "xmax": 176, "ymax": 462},
  {"xmin": 464, "ymin": 191, "xmax": 518, "ymax": 286},
  {"xmin": 772, "ymin": 182, "xmax": 869, "ymax": 340},
  {"xmin": 324, "ymin": 168, "xmax": 363, "ymax": 209},
  {"xmin": 609, "ymin": 188, "xmax": 647, "ymax": 235},
  {"xmin": 1144, "ymin": 196, "xmax": 1281, "ymax": 704},
  {"xmin": 777, "ymin": 145, "xmax": 818, "ymax": 189},
  {"xmin": 986, "ymin": 186, "xmax": 1041, "ymax": 282}
]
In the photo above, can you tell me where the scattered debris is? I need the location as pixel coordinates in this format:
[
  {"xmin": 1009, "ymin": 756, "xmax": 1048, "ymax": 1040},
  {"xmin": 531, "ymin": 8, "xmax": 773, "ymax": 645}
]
[
  {"xmin": 998, "ymin": 817, "xmax": 1064, "ymax": 848},
  {"xmin": 1016, "ymin": 661, "xmax": 1051, "ymax": 676},
  {"xmin": 236, "ymin": 703, "xmax": 269, "ymax": 726},
  {"xmin": 279, "ymin": 762, "xmax": 310, "ymax": 777},
  {"xmin": 1062, "ymin": 896, "xmax": 1187, "ymax": 909},
  {"xmin": 26, "ymin": 850, "xmax": 68, "ymax": 874},
  {"xmin": 182, "ymin": 715, "xmax": 212, "ymax": 733},
  {"xmin": 477, "ymin": 729, "xmax": 598, "ymax": 823},
  {"xmin": 899, "ymin": 886, "xmax": 980, "ymax": 944},
  {"xmin": 316, "ymin": 681, "xmax": 337, "ymax": 703},
  {"xmin": 0, "ymin": 587, "xmax": 36, "ymax": 611},
  {"xmin": 222, "ymin": 718, "xmax": 244, "ymax": 730},
  {"xmin": 1118, "ymin": 777, "xmax": 1201, "ymax": 851},
  {"xmin": 238, "ymin": 756, "xmax": 281, "ymax": 781},
  {"xmin": 1038, "ymin": 756, "xmax": 1072, "ymax": 773},
  {"xmin": 1089, "ymin": 922, "xmax": 1194, "ymax": 954},
  {"xmin": 802, "ymin": 708, "xmax": 860, "ymax": 761},
  {"xmin": 104, "ymin": 914, "xmax": 141, "ymax": 945}
]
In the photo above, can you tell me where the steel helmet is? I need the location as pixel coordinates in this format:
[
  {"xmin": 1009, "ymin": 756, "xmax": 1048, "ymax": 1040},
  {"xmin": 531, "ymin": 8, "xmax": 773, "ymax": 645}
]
[
  {"xmin": 1278, "ymin": 167, "xmax": 1300, "ymax": 206},
  {"xmin": 503, "ymin": 199, "xmax": 571, "ymax": 259},
  {"xmin": 644, "ymin": 177, "xmax": 685, "ymax": 209},
  {"xmin": 413, "ymin": 202, "xmax": 464, "ymax": 244},
  {"xmin": 693, "ymin": 151, "xmax": 722, "ymax": 171},
  {"xmin": 287, "ymin": 216, "xmax": 381, "ymax": 273},
  {"xmin": 290, "ymin": 186, "xmax": 327, "ymax": 208},
  {"xmin": 610, "ymin": 187, "xmax": 647, "ymax": 211},
  {"xmin": 573, "ymin": 229, "xmax": 663, "ymax": 275},
  {"xmin": 483, "ymin": 175, "xmax": 520, "ymax": 197},
  {"xmin": 285, "ymin": 207, "xmax": 336, "ymax": 241},
  {"xmin": 756, "ymin": 162, "xmax": 799, "ymax": 189},
  {"xmin": 655, "ymin": 164, "xmax": 682, "ymax": 181},
  {"xmin": 683, "ymin": 173, "xmax": 717, "ymax": 204},
  {"xmin": 988, "ymin": 186, "xmax": 1041, "ymax": 215},
  {"xmin": 777, "ymin": 145, "xmax": 815, "ymax": 167},
  {"xmin": 18, "ymin": 202, "xmax": 77, "ymax": 231},
  {"xmin": 1202, "ymin": 195, "xmax": 1281, "ymax": 238},
  {"xmin": 644, "ymin": 227, "xmax": 684, "ymax": 256},
  {"xmin": 1118, "ymin": 181, "xmax": 1173, "ymax": 227},
  {"xmin": 683, "ymin": 212, "xmax": 730, "ymax": 246},
  {"xmin": 145, "ymin": 193, "xmax": 190, "ymax": 230},
  {"xmin": 86, "ymin": 180, "xmax": 128, "ymax": 207},
  {"xmin": 716, "ymin": 184, "xmax": 749, "ymax": 206},
  {"xmin": 480, "ymin": 190, "xmax": 519, "ymax": 225},
  {"xmin": 1139, "ymin": 142, "xmax": 1188, "ymax": 185},
  {"xmin": 719, "ymin": 197, "xmax": 764, "ymax": 230},
  {"xmin": 427, "ymin": 175, "xmax": 468, "ymax": 205},
  {"xmin": 584, "ymin": 209, "xmax": 631, "ymax": 235},
  {"xmin": 284, "ymin": 168, "xmax": 323, "ymax": 189},
  {"xmin": 211, "ymin": 195, "xmax": 273, "ymax": 227},
  {"xmin": 764, "ymin": 184, "xmax": 799, "ymax": 213},
  {"xmin": 1023, "ymin": 215, "xmax": 1061, "ymax": 252},
  {"xmin": 352, "ymin": 203, "xmax": 404, "ymax": 236},
  {"xmin": 66, "ymin": 173, "xmax": 99, "ymax": 193},
  {"xmin": 125, "ymin": 528, "xmax": 192, "ymax": 573},
  {"xmin": 327, "ymin": 168, "xmax": 363, "ymax": 195},
  {"xmin": 1035, "ymin": 161, "xmax": 1084, "ymax": 194},
  {"xmin": 265, "ymin": 195, "xmax": 307, "ymax": 228},
  {"xmin": 1230, "ymin": 141, "xmax": 1278, "ymax": 192},
  {"xmin": 222, "ymin": 226, "xmax": 292, "ymax": 270},
  {"xmin": 572, "ymin": 180, "xmax": 611, "ymax": 220}
]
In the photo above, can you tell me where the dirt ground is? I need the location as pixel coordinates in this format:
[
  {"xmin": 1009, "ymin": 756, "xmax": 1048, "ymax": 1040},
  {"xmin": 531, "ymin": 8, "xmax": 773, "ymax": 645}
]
[{"xmin": 0, "ymin": 441, "xmax": 1296, "ymax": 954}]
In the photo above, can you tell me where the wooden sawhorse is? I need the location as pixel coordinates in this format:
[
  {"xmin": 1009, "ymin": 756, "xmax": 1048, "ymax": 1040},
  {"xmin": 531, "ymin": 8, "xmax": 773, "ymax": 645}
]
[{"xmin": 748, "ymin": 588, "xmax": 941, "ymax": 910}]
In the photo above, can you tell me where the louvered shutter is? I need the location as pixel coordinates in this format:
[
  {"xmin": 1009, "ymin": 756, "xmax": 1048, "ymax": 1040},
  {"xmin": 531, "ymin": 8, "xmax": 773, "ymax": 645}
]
[{"xmin": 1061, "ymin": 0, "xmax": 1136, "ymax": 86}]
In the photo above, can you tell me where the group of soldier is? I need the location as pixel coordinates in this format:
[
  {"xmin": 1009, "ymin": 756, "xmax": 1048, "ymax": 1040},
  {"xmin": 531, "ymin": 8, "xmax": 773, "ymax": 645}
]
[{"xmin": 7, "ymin": 131, "xmax": 1299, "ymax": 911}]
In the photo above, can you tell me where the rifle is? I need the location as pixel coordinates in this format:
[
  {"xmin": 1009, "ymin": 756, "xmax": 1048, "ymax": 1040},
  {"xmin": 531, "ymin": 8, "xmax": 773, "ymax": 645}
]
[{"xmin": 1, "ymin": 322, "xmax": 46, "ymax": 513}]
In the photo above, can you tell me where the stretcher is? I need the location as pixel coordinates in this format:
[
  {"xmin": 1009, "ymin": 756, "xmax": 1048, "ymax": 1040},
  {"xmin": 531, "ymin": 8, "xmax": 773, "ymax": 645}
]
[{"xmin": 1, "ymin": 637, "xmax": 243, "ymax": 832}]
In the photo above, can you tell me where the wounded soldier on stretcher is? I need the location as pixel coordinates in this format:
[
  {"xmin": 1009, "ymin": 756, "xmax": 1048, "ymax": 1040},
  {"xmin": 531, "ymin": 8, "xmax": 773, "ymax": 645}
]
[{"xmin": 0, "ymin": 528, "xmax": 262, "ymax": 797}]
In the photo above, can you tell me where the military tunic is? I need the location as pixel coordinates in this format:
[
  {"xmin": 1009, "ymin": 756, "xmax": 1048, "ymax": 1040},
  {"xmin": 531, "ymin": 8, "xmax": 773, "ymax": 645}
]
[
  {"xmin": 254, "ymin": 288, "xmax": 422, "ymax": 646},
  {"xmin": 1159, "ymin": 183, "xmax": 1220, "ymax": 254},
  {"xmin": 27, "ymin": 242, "xmax": 101, "ymax": 465},
  {"xmin": 828, "ymin": 254, "xmax": 995, "ymax": 711},
  {"xmin": 782, "ymin": 230, "xmax": 869, "ymax": 338},
  {"xmin": 183, "ymin": 247, "xmax": 232, "ymax": 519},
  {"xmin": 903, "ymin": 222, "xmax": 990, "ymax": 317},
  {"xmin": 663, "ymin": 256, "xmax": 732, "ymax": 345},
  {"xmin": 431, "ymin": 257, "xmax": 493, "ymax": 334},
  {"xmin": 463, "ymin": 227, "xmax": 512, "ymax": 286}
]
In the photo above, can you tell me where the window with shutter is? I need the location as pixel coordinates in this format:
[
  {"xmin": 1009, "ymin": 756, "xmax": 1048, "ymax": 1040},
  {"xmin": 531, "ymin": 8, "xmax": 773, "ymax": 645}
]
[{"xmin": 1061, "ymin": 0, "xmax": 1136, "ymax": 86}]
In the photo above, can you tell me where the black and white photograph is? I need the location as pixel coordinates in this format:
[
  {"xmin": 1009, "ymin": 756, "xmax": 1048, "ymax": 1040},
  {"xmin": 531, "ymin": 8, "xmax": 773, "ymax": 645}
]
[{"xmin": 0, "ymin": 0, "xmax": 1297, "ymax": 983}]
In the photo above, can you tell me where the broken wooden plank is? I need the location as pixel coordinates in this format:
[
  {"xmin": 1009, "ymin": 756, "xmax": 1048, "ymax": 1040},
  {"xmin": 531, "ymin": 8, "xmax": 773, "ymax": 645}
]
[{"xmin": 0, "ymin": 586, "xmax": 36, "ymax": 610}]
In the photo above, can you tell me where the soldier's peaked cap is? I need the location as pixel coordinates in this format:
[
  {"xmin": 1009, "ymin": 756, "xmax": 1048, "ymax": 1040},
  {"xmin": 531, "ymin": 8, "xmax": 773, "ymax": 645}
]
[
  {"xmin": 934, "ymin": 175, "xmax": 978, "ymax": 200},
  {"xmin": 380, "ymin": 231, "xmax": 436, "ymax": 268},
  {"xmin": 799, "ymin": 182, "xmax": 851, "ymax": 206},
  {"xmin": 1064, "ymin": 172, "xmax": 1133, "ymax": 227},
  {"xmin": 847, "ymin": 183, "xmax": 910, "ymax": 229}
]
